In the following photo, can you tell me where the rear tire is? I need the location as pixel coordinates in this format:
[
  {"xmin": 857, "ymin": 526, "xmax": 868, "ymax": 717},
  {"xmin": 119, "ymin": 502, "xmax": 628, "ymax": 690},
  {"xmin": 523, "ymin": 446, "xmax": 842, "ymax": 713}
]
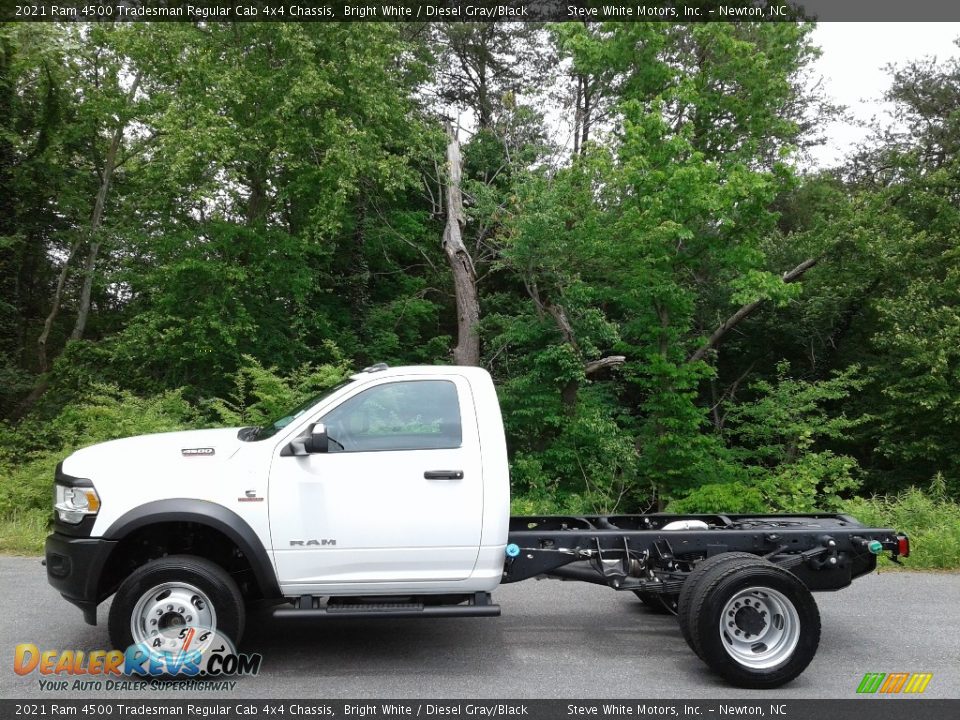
[
  {"xmin": 678, "ymin": 552, "xmax": 762, "ymax": 658},
  {"xmin": 108, "ymin": 555, "xmax": 245, "ymax": 654},
  {"xmin": 679, "ymin": 558, "xmax": 820, "ymax": 688}
]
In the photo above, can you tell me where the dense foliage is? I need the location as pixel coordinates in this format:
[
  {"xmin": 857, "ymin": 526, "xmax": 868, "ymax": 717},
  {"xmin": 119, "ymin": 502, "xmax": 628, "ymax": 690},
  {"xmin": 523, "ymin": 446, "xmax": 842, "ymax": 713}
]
[{"xmin": 1, "ymin": 22, "xmax": 958, "ymax": 557}]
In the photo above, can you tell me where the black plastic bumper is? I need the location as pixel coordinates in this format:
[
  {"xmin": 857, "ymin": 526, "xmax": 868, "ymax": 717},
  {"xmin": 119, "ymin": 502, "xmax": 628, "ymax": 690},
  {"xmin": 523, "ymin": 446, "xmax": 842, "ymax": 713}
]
[{"xmin": 45, "ymin": 532, "xmax": 117, "ymax": 626}]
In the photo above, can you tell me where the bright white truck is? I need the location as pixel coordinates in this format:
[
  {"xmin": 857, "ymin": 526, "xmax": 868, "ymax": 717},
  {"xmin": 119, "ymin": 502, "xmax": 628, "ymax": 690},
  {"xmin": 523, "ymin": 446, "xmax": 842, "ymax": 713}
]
[{"xmin": 46, "ymin": 364, "xmax": 908, "ymax": 688}]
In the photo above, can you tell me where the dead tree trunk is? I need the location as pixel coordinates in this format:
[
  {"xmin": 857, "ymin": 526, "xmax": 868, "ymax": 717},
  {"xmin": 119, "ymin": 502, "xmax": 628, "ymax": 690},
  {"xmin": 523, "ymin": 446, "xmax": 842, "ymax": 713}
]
[
  {"xmin": 70, "ymin": 70, "xmax": 143, "ymax": 343},
  {"xmin": 442, "ymin": 122, "xmax": 480, "ymax": 366}
]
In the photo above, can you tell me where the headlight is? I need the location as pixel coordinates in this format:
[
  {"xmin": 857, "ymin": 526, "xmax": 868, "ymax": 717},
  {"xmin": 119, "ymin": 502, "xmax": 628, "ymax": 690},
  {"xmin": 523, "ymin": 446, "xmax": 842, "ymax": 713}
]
[{"xmin": 54, "ymin": 484, "xmax": 100, "ymax": 524}]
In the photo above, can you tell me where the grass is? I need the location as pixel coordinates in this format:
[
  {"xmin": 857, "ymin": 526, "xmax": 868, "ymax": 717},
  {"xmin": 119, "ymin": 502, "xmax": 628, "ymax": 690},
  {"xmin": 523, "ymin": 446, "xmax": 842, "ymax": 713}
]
[
  {"xmin": 841, "ymin": 486, "xmax": 960, "ymax": 570},
  {"xmin": 0, "ymin": 509, "xmax": 48, "ymax": 555}
]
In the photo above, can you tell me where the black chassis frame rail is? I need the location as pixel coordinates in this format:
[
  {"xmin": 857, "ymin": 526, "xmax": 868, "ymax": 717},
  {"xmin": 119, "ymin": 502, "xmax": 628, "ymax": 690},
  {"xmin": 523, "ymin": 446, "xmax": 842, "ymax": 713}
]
[{"xmin": 502, "ymin": 512, "xmax": 906, "ymax": 593}]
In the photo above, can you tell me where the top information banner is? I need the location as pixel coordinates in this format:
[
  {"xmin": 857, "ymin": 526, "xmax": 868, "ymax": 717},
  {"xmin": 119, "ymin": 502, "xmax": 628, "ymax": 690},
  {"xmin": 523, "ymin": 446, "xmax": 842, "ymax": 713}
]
[{"xmin": 2, "ymin": 0, "xmax": 959, "ymax": 23}]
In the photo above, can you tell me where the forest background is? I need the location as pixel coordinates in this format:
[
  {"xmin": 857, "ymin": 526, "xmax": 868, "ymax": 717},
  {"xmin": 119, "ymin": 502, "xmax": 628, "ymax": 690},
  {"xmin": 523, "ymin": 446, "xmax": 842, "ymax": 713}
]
[{"xmin": 1, "ymin": 21, "xmax": 958, "ymax": 565}]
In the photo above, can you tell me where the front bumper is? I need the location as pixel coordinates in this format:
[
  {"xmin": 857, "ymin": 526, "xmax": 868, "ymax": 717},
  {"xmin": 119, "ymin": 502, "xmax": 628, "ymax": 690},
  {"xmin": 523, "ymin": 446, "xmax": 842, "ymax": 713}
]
[{"xmin": 45, "ymin": 532, "xmax": 117, "ymax": 625}]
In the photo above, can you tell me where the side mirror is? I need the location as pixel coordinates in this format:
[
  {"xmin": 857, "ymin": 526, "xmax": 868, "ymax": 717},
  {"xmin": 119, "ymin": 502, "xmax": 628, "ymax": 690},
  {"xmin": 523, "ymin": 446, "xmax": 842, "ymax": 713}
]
[
  {"xmin": 286, "ymin": 423, "xmax": 328, "ymax": 456},
  {"xmin": 304, "ymin": 423, "xmax": 329, "ymax": 454}
]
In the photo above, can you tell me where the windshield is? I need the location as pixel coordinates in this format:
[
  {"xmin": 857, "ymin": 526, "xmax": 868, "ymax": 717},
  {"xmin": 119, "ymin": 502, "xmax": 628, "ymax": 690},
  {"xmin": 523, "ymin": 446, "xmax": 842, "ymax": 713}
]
[{"xmin": 246, "ymin": 381, "xmax": 351, "ymax": 441}]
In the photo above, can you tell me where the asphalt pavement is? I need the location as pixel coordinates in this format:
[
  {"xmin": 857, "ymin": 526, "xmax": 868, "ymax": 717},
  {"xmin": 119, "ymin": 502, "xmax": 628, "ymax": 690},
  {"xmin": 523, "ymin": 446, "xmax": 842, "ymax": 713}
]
[{"xmin": 1, "ymin": 557, "xmax": 957, "ymax": 699}]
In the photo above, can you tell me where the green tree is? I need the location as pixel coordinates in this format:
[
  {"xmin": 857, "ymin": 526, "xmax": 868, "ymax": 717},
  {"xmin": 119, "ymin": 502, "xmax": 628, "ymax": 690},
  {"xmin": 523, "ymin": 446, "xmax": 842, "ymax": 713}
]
[
  {"xmin": 497, "ymin": 22, "xmax": 827, "ymax": 504},
  {"xmin": 103, "ymin": 23, "xmax": 430, "ymax": 394}
]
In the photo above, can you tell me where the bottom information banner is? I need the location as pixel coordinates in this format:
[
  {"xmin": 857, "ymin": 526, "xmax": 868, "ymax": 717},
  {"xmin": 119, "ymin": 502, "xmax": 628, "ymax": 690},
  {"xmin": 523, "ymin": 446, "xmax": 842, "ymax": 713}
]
[{"xmin": 2, "ymin": 700, "xmax": 958, "ymax": 720}]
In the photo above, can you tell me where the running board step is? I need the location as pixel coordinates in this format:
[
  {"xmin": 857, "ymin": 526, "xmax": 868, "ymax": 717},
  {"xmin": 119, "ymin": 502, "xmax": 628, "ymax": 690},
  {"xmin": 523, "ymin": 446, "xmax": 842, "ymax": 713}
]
[
  {"xmin": 328, "ymin": 602, "xmax": 424, "ymax": 612},
  {"xmin": 272, "ymin": 592, "xmax": 500, "ymax": 620}
]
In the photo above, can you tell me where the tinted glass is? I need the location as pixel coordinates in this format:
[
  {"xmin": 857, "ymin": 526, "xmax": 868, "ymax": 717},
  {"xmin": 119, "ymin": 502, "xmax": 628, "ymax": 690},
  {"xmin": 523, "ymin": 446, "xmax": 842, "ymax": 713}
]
[{"xmin": 320, "ymin": 380, "xmax": 462, "ymax": 452}]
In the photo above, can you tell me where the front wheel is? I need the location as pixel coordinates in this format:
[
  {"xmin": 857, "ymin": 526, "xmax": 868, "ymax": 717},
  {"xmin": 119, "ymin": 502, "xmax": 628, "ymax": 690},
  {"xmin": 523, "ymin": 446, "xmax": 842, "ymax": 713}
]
[
  {"xmin": 679, "ymin": 558, "xmax": 820, "ymax": 688},
  {"xmin": 108, "ymin": 555, "xmax": 245, "ymax": 656}
]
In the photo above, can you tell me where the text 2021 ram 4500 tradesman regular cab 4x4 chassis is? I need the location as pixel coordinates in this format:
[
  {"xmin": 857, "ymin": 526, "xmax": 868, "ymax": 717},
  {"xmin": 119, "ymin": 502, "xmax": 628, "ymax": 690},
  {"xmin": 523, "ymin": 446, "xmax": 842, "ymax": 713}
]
[{"xmin": 45, "ymin": 364, "xmax": 909, "ymax": 688}]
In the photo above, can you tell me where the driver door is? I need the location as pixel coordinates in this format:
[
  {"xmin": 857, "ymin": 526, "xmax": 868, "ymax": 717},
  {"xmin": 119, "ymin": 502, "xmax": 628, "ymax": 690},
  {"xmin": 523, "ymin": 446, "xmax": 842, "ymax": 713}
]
[{"xmin": 268, "ymin": 375, "xmax": 483, "ymax": 590}]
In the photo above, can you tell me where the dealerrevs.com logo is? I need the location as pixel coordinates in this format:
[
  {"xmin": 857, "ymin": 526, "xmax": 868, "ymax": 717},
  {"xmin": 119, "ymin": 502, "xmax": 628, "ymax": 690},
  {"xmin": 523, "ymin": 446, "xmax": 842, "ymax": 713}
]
[
  {"xmin": 14, "ymin": 628, "xmax": 262, "ymax": 691},
  {"xmin": 856, "ymin": 672, "xmax": 933, "ymax": 694}
]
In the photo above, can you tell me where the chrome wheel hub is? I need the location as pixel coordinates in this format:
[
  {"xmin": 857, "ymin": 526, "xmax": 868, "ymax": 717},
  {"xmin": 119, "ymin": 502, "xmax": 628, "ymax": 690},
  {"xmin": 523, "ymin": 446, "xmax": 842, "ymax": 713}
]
[
  {"xmin": 719, "ymin": 586, "xmax": 800, "ymax": 670},
  {"xmin": 130, "ymin": 582, "xmax": 217, "ymax": 650}
]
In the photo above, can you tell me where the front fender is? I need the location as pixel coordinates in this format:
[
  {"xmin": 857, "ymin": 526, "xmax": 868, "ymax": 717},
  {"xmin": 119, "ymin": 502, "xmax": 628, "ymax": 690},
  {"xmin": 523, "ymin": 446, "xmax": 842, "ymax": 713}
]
[{"xmin": 103, "ymin": 498, "xmax": 281, "ymax": 599}]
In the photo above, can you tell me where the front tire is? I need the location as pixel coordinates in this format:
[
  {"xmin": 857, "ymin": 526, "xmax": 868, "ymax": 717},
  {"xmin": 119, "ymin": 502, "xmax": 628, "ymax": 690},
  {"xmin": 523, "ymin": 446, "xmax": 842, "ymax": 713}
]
[
  {"xmin": 108, "ymin": 555, "xmax": 245, "ymax": 653},
  {"xmin": 679, "ymin": 558, "xmax": 820, "ymax": 688}
]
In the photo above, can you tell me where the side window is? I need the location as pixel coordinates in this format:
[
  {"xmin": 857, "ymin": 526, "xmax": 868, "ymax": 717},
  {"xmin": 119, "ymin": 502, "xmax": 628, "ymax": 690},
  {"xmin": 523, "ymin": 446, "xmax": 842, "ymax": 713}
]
[{"xmin": 320, "ymin": 380, "xmax": 462, "ymax": 452}]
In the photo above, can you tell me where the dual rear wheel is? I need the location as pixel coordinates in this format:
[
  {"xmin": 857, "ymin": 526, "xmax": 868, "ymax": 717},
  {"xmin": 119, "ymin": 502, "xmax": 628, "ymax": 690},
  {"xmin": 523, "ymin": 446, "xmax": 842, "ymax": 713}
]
[{"xmin": 676, "ymin": 554, "xmax": 820, "ymax": 688}]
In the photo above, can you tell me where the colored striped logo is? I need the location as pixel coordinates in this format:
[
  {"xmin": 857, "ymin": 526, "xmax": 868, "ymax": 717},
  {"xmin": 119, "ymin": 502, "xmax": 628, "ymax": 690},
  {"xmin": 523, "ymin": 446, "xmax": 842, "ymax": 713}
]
[{"xmin": 857, "ymin": 672, "xmax": 933, "ymax": 694}]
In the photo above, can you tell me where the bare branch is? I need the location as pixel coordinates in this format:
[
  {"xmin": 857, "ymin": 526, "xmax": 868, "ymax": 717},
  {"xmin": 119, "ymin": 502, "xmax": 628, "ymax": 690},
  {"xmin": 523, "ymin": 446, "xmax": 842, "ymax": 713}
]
[
  {"xmin": 687, "ymin": 258, "xmax": 819, "ymax": 364},
  {"xmin": 545, "ymin": 302, "xmax": 579, "ymax": 353},
  {"xmin": 584, "ymin": 356, "xmax": 627, "ymax": 376}
]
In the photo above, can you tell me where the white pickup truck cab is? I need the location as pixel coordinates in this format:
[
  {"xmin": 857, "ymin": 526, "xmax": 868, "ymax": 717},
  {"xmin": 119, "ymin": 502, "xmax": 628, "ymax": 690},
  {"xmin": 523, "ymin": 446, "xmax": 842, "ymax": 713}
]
[{"xmin": 45, "ymin": 363, "xmax": 908, "ymax": 688}]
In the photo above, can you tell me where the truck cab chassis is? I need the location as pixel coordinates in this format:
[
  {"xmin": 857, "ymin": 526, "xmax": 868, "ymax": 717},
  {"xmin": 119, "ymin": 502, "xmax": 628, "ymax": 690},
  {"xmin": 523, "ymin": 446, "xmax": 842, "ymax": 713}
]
[{"xmin": 44, "ymin": 364, "xmax": 908, "ymax": 689}]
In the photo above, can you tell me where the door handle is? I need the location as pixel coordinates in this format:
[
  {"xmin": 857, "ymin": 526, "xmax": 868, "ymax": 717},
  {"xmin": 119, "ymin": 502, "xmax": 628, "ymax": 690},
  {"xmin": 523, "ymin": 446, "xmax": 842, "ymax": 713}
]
[{"xmin": 424, "ymin": 470, "xmax": 464, "ymax": 480}]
